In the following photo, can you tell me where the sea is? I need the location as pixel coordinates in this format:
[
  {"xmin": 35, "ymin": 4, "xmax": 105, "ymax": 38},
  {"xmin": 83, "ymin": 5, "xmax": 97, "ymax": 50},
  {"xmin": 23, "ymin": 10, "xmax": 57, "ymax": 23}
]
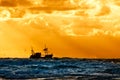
[{"xmin": 0, "ymin": 58, "xmax": 120, "ymax": 80}]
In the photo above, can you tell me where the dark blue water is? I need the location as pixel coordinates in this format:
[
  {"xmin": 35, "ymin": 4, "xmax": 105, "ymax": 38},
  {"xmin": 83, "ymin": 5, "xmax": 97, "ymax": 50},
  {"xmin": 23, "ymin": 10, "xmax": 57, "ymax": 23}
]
[{"xmin": 0, "ymin": 58, "xmax": 120, "ymax": 79}]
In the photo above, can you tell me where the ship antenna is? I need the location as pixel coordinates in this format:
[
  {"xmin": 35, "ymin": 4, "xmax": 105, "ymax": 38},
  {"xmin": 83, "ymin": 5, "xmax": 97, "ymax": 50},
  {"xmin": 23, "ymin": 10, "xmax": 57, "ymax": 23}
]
[{"xmin": 31, "ymin": 47, "xmax": 35, "ymax": 55}]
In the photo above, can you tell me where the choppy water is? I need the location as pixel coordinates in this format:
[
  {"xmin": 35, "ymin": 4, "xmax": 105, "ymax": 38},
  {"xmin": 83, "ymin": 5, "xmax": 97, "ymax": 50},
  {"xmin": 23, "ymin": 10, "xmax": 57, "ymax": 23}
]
[{"xmin": 0, "ymin": 58, "xmax": 120, "ymax": 80}]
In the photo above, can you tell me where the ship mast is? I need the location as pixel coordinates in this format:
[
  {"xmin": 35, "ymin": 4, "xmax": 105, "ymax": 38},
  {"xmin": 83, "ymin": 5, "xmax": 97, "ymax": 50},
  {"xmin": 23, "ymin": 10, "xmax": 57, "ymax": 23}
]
[
  {"xmin": 31, "ymin": 47, "xmax": 35, "ymax": 55},
  {"xmin": 43, "ymin": 44, "xmax": 48, "ymax": 55}
]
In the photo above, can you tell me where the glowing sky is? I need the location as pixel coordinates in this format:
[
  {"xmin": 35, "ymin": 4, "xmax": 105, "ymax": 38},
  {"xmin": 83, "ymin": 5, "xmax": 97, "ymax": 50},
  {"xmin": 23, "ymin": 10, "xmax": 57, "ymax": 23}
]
[{"xmin": 0, "ymin": 0, "xmax": 120, "ymax": 58}]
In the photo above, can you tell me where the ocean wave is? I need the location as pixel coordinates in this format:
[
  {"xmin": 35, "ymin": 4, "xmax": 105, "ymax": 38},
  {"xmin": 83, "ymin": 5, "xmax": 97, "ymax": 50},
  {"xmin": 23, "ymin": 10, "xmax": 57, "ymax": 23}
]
[
  {"xmin": 0, "ymin": 58, "xmax": 119, "ymax": 79},
  {"xmin": 53, "ymin": 65, "xmax": 79, "ymax": 69}
]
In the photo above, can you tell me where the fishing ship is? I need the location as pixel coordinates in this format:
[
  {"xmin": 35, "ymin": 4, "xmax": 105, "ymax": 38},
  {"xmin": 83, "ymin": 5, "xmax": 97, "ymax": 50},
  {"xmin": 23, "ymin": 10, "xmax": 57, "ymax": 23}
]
[{"xmin": 30, "ymin": 46, "xmax": 53, "ymax": 59}]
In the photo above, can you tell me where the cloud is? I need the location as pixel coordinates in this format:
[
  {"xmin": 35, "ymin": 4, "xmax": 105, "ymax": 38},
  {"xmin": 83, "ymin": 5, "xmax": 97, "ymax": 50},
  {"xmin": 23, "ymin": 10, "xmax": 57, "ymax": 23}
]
[
  {"xmin": 96, "ymin": 5, "xmax": 111, "ymax": 16},
  {"xmin": 9, "ymin": 8, "xmax": 26, "ymax": 18},
  {"xmin": 0, "ymin": 0, "xmax": 78, "ymax": 10},
  {"xmin": 0, "ymin": 7, "xmax": 26, "ymax": 18},
  {"xmin": 113, "ymin": 0, "xmax": 120, "ymax": 6},
  {"xmin": 0, "ymin": 0, "xmax": 120, "ymax": 58},
  {"xmin": 42, "ymin": 0, "xmax": 66, "ymax": 6},
  {"xmin": 0, "ymin": 0, "xmax": 32, "ymax": 7},
  {"xmin": 0, "ymin": 0, "xmax": 17, "ymax": 7},
  {"xmin": 28, "ymin": 6, "xmax": 77, "ymax": 14},
  {"xmin": 0, "ymin": 0, "xmax": 80, "ymax": 18},
  {"xmin": 13, "ymin": 0, "xmax": 120, "ymax": 58}
]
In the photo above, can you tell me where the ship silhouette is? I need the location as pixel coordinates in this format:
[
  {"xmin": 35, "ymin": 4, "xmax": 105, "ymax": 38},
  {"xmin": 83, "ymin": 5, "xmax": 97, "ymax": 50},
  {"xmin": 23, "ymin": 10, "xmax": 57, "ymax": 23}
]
[{"xmin": 30, "ymin": 46, "xmax": 53, "ymax": 59}]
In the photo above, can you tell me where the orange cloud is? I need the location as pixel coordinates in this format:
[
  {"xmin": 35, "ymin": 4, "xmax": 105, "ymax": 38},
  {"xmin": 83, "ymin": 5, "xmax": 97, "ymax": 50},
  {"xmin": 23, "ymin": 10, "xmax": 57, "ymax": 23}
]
[
  {"xmin": 0, "ymin": 0, "xmax": 32, "ymax": 7},
  {"xmin": 0, "ymin": 0, "xmax": 120, "ymax": 58},
  {"xmin": 0, "ymin": 0, "xmax": 17, "ymax": 7},
  {"xmin": 113, "ymin": 0, "xmax": 120, "ymax": 6},
  {"xmin": 96, "ymin": 5, "xmax": 111, "ymax": 16}
]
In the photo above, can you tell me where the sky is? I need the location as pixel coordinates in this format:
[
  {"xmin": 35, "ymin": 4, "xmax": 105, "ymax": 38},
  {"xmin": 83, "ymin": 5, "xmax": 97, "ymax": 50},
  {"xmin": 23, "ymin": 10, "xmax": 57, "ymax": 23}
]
[{"xmin": 0, "ymin": 0, "xmax": 120, "ymax": 58}]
